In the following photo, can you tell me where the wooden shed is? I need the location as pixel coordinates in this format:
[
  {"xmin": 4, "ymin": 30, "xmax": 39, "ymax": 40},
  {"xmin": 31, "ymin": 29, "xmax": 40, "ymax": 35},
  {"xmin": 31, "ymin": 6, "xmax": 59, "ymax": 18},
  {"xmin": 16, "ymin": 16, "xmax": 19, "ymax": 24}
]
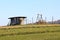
[{"xmin": 8, "ymin": 16, "xmax": 26, "ymax": 25}]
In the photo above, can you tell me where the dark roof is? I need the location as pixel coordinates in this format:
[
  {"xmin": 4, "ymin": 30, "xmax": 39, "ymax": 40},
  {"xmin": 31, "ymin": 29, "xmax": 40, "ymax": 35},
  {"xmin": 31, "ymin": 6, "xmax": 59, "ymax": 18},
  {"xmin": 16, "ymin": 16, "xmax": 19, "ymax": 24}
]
[{"xmin": 8, "ymin": 16, "xmax": 27, "ymax": 19}]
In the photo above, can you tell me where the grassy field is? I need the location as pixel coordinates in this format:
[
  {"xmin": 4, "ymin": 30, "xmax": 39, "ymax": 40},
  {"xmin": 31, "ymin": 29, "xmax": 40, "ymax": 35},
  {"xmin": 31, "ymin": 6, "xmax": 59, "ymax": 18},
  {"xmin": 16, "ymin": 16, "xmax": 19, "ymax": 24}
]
[{"xmin": 0, "ymin": 24, "xmax": 60, "ymax": 40}]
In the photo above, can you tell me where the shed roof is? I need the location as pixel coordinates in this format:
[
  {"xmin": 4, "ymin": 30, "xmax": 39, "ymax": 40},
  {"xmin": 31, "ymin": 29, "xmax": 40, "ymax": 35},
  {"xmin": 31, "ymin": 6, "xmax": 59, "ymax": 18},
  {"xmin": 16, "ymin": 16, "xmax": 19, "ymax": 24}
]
[{"xmin": 8, "ymin": 16, "xmax": 27, "ymax": 19}]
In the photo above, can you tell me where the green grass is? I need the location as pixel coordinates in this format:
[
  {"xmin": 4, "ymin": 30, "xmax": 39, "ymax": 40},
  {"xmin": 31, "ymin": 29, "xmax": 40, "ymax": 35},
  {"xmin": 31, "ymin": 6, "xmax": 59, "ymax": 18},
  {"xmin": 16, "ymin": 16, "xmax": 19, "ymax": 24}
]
[
  {"xmin": 0, "ymin": 25, "xmax": 60, "ymax": 40},
  {"xmin": 0, "ymin": 32, "xmax": 60, "ymax": 40}
]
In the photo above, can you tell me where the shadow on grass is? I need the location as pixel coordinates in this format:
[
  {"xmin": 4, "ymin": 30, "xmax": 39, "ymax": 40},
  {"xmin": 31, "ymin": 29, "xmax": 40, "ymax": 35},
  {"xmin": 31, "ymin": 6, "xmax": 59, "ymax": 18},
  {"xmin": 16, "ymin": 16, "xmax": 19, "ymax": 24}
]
[{"xmin": 0, "ymin": 30, "xmax": 60, "ymax": 37}]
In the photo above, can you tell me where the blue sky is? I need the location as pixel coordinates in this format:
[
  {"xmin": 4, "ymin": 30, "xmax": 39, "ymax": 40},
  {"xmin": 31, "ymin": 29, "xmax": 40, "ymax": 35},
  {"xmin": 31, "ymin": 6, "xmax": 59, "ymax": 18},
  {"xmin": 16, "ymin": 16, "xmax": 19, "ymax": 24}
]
[{"xmin": 0, "ymin": 0, "xmax": 60, "ymax": 26}]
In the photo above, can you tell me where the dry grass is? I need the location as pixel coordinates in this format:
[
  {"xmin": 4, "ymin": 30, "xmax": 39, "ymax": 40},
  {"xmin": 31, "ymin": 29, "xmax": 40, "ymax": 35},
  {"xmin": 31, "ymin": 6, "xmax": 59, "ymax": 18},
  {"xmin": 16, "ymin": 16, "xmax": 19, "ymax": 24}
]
[
  {"xmin": 0, "ymin": 24, "xmax": 60, "ymax": 40},
  {"xmin": 0, "ymin": 24, "xmax": 60, "ymax": 28}
]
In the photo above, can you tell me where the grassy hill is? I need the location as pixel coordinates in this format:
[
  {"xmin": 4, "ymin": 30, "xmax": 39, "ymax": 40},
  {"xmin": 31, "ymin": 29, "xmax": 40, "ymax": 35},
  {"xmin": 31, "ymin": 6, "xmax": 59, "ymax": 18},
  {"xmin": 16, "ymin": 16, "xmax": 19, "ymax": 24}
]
[{"xmin": 0, "ymin": 24, "xmax": 60, "ymax": 40}]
